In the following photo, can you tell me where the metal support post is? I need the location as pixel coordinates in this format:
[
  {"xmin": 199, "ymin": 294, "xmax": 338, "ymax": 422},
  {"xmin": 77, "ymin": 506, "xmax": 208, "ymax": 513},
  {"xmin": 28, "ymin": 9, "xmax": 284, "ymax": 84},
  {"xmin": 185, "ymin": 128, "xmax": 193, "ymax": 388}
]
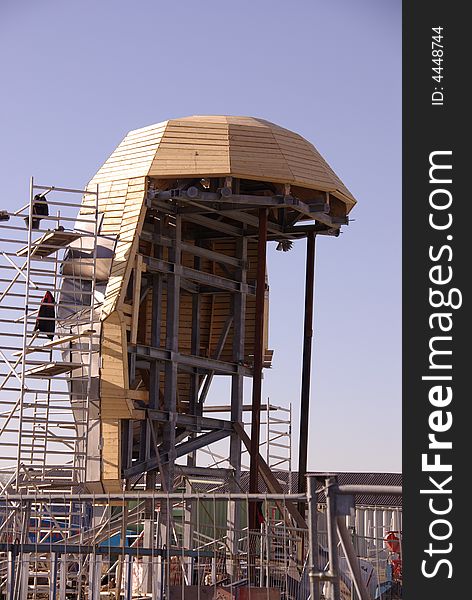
[
  {"xmin": 298, "ymin": 231, "xmax": 316, "ymax": 514},
  {"xmin": 89, "ymin": 553, "xmax": 103, "ymax": 600},
  {"xmin": 248, "ymin": 209, "xmax": 267, "ymax": 585},
  {"xmin": 143, "ymin": 517, "xmax": 155, "ymax": 594},
  {"xmin": 49, "ymin": 552, "xmax": 59, "ymax": 600},
  {"xmin": 307, "ymin": 475, "xmax": 321, "ymax": 600},
  {"xmin": 6, "ymin": 549, "xmax": 15, "ymax": 600},
  {"xmin": 162, "ymin": 214, "xmax": 181, "ymax": 493},
  {"xmin": 228, "ymin": 233, "xmax": 247, "ymax": 577},
  {"xmin": 124, "ymin": 554, "xmax": 133, "ymax": 600},
  {"xmin": 146, "ymin": 237, "xmax": 163, "ymax": 492},
  {"xmin": 249, "ymin": 209, "xmax": 268, "ymax": 520},
  {"xmin": 325, "ymin": 477, "xmax": 341, "ymax": 600},
  {"xmin": 59, "ymin": 554, "xmax": 67, "ymax": 600}
]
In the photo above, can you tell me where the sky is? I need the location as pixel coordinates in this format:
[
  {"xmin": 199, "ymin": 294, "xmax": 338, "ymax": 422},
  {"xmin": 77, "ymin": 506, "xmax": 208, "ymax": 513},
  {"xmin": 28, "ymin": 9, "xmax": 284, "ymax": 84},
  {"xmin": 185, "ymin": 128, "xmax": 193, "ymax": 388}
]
[{"xmin": 0, "ymin": 0, "xmax": 401, "ymax": 472}]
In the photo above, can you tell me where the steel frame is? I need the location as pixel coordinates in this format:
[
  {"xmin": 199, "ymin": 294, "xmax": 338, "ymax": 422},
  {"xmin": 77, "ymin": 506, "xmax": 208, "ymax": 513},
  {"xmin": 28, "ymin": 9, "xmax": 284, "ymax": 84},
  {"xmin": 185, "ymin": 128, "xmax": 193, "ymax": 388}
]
[{"xmin": 124, "ymin": 176, "xmax": 343, "ymax": 495}]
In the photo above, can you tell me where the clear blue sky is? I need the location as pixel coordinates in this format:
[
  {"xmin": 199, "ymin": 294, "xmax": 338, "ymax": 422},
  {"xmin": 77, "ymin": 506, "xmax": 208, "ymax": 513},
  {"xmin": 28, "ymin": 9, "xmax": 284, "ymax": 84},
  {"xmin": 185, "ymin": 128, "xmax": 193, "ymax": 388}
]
[{"xmin": 0, "ymin": 0, "xmax": 401, "ymax": 472}]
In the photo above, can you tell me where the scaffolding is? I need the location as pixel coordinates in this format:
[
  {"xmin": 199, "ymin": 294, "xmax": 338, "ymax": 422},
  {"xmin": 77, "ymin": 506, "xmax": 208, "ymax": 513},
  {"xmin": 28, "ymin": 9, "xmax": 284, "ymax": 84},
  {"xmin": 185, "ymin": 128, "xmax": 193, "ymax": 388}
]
[{"xmin": 0, "ymin": 179, "xmax": 100, "ymax": 492}]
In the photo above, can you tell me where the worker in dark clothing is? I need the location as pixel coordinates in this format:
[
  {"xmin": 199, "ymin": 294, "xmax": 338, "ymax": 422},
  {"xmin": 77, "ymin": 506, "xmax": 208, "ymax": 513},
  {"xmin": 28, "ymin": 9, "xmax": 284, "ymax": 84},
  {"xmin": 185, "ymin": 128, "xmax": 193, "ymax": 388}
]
[
  {"xmin": 256, "ymin": 501, "xmax": 265, "ymax": 525},
  {"xmin": 24, "ymin": 194, "xmax": 49, "ymax": 230},
  {"xmin": 35, "ymin": 291, "xmax": 55, "ymax": 339}
]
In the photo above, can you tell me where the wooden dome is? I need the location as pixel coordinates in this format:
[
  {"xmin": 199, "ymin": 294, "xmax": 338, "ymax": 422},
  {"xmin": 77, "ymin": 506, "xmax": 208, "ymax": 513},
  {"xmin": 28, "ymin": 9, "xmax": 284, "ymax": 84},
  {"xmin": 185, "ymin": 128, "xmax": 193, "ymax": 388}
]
[{"xmin": 91, "ymin": 115, "xmax": 356, "ymax": 210}]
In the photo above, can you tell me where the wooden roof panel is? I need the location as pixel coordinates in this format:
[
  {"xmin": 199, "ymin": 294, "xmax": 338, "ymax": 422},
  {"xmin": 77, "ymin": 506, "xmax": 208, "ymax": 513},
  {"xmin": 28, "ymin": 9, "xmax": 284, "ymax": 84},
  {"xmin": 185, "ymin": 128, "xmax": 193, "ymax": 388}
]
[
  {"xmin": 87, "ymin": 115, "xmax": 356, "ymax": 207},
  {"xmin": 149, "ymin": 116, "xmax": 357, "ymax": 206}
]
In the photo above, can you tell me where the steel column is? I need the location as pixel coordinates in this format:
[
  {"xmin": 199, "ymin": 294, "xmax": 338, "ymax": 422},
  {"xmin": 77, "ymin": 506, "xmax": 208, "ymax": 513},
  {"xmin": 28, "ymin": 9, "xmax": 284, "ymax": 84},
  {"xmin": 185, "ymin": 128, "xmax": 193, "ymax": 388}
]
[
  {"xmin": 298, "ymin": 231, "xmax": 316, "ymax": 513},
  {"xmin": 249, "ymin": 209, "xmax": 268, "ymax": 529},
  {"xmin": 325, "ymin": 477, "xmax": 341, "ymax": 600},
  {"xmin": 228, "ymin": 233, "xmax": 247, "ymax": 576},
  {"xmin": 161, "ymin": 215, "xmax": 181, "ymax": 492},
  {"xmin": 146, "ymin": 220, "xmax": 164, "ymax": 491}
]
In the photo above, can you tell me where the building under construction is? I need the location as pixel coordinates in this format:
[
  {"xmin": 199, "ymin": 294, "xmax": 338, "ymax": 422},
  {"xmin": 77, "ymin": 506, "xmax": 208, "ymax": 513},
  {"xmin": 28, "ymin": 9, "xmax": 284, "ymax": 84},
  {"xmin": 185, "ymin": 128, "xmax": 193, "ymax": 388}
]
[{"xmin": 0, "ymin": 116, "xmax": 402, "ymax": 600}]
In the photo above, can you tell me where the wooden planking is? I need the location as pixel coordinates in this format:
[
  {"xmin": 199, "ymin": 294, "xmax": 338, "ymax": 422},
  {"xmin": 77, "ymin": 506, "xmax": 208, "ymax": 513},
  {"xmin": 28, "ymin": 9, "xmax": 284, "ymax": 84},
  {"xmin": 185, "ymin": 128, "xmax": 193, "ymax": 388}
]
[
  {"xmin": 149, "ymin": 129, "xmax": 230, "ymax": 176},
  {"xmin": 101, "ymin": 419, "xmax": 121, "ymax": 489},
  {"xmin": 270, "ymin": 128, "xmax": 356, "ymax": 203},
  {"xmin": 26, "ymin": 362, "xmax": 83, "ymax": 377},
  {"xmin": 159, "ymin": 138, "xmax": 229, "ymax": 148},
  {"xmin": 17, "ymin": 230, "xmax": 82, "ymax": 258},
  {"xmin": 149, "ymin": 118, "xmax": 230, "ymax": 177},
  {"xmin": 90, "ymin": 123, "xmax": 168, "ymax": 184},
  {"xmin": 100, "ymin": 311, "xmax": 132, "ymax": 419},
  {"xmin": 228, "ymin": 123, "xmax": 293, "ymax": 183},
  {"xmin": 172, "ymin": 116, "xmax": 230, "ymax": 126},
  {"xmin": 112, "ymin": 183, "xmax": 148, "ymax": 315},
  {"xmin": 94, "ymin": 175, "xmax": 148, "ymax": 318}
]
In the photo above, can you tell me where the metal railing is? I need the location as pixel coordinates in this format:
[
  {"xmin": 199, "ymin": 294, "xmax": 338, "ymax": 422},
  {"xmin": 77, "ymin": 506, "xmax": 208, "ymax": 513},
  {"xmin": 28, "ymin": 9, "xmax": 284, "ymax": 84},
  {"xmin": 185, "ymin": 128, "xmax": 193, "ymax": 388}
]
[{"xmin": 0, "ymin": 483, "xmax": 402, "ymax": 600}]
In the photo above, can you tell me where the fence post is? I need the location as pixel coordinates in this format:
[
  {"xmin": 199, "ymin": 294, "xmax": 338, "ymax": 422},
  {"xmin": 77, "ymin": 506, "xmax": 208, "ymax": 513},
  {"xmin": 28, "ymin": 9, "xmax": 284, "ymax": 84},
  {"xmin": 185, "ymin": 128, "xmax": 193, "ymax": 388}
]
[
  {"xmin": 49, "ymin": 553, "xmax": 59, "ymax": 600},
  {"xmin": 336, "ymin": 518, "xmax": 371, "ymax": 600},
  {"xmin": 325, "ymin": 477, "xmax": 341, "ymax": 600},
  {"xmin": 7, "ymin": 549, "xmax": 15, "ymax": 600},
  {"xmin": 307, "ymin": 475, "xmax": 321, "ymax": 600}
]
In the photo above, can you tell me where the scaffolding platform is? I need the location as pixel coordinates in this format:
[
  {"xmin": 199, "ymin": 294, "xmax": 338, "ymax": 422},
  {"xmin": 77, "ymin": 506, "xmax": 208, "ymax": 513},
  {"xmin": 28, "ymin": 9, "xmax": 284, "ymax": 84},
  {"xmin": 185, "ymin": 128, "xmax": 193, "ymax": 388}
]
[
  {"xmin": 14, "ymin": 331, "xmax": 95, "ymax": 356},
  {"xmin": 16, "ymin": 228, "xmax": 82, "ymax": 258},
  {"xmin": 25, "ymin": 361, "xmax": 84, "ymax": 377}
]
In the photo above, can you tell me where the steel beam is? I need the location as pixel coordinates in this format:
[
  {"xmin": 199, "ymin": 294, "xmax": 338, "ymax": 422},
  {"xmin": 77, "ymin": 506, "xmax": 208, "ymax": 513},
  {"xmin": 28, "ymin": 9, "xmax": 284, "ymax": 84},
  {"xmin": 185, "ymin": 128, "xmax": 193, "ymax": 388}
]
[
  {"xmin": 144, "ymin": 256, "xmax": 255, "ymax": 295},
  {"xmin": 141, "ymin": 231, "xmax": 243, "ymax": 268},
  {"xmin": 235, "ymin": 422, "xmax": 307, "ymax": 530},
  {"xmin": 145, "ymin": 409, "xmax": 233, "ymax": 431},
  {"xmin": 130, "ymin": 344, "xmax": 251, "ymax": 376},
  {"xmin": 183, "ymin": 213, "xmax": 246, "ymax": 237},
  {"xmin": 124, "ymin": 428, "xmax": 232, "ymax": 478},
  {"xmin": 177, "ymin": 465, "xmax": 232, "ymax": 478},
  {"xmin": 0, "ymin": 543, "xmax": 212, "ymax": 558},
  {"xmin": 153, "ymin": 188, "xmax": 328, "ymax": 215}
]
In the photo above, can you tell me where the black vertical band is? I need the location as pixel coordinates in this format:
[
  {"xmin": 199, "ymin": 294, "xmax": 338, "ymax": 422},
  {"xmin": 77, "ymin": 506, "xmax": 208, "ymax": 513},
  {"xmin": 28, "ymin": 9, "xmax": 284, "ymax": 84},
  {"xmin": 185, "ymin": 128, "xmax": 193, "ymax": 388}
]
[{"xmin": 403, "ymin": 2, "xmax": 467, "ymax": 596}]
